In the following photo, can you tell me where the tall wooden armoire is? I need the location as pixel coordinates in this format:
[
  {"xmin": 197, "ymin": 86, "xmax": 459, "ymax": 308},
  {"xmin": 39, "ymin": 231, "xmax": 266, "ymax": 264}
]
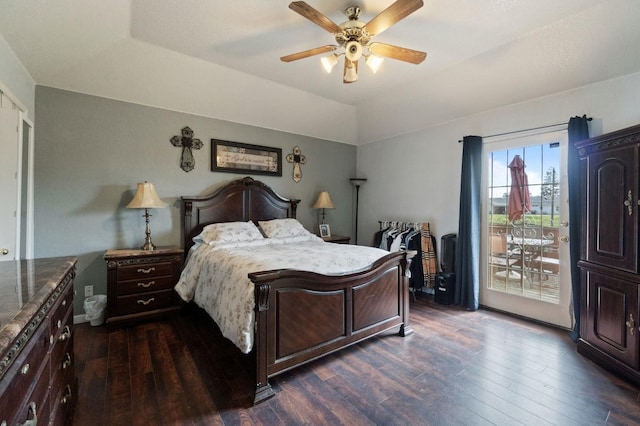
[{"xmin": 576, "ymin": 123, "xmax": 640, "ymax": 385}]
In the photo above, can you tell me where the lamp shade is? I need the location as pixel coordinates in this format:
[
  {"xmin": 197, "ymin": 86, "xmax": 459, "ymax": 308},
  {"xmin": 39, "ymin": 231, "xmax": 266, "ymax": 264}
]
[
  {"xmin": 343, "ymin": 62, "xmax": 358, "ymax": 83},
  {"xmin": 349, "ymin": 178, "xmax": 367, "ymax": 187},
  {"xmin": 365, "ymin": 54, "xmax": 384, "ymax": 73},
  {"xmin": 126, "ymin": 182, "xmax": 165, "ymax": 209},
  {"xmin": 313, "ymin": 191, "xmax": 335, "ymax": 209},
  {"xmin": 321, "ymin": 54, "xmax": 339, "ymax": 73}
]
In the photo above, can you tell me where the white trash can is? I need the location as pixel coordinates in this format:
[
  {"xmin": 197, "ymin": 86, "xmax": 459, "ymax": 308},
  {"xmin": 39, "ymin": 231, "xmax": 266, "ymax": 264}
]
[{"xmin": 84, "ymin": 295, "xmax": 107, "ymax": 326}]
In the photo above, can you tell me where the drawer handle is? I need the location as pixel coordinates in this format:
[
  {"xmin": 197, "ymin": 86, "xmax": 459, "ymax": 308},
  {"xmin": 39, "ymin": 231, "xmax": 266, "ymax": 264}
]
[
  {"xmin": 58, "ymin": 325, "xmax": 71, "ymax": 342},
  {"xmin": 137, "ymin": 297, "xmax": 155, "ymax": 306},
  {"xmin": 61, "ymin": 385, "xmax": 73, "ymax": 404},
  {"xmin": 17, "ymin": 402, "xmax": 37, "ymax": 426},
  {"xmin": 62, "ymin": 353, "xmax": 72, "ymax": 369},
  {"xmin": 138, "ymin": 281, "xmax": 155, "ymax": 288},
  {"xmin": 626, "ymin": 314, "xmax": 636, "ymax": 336},
  {"xmin": 624, "ymin": 190, "xmax": 633, "ymax": 216},
  {"xmin": 62, "ymin": 299, "xmax": 67, "ymax": 306},
  {"xmin": 57, "ymin": 319, "xmax": 62, "ymax": 329},
  {"xmin": 20, "ymin": 363, "xmax": 30, "ymax": 375},
  {"xmin": 137, "ymin": 267, "xmax": 156, "ymax": 274}
]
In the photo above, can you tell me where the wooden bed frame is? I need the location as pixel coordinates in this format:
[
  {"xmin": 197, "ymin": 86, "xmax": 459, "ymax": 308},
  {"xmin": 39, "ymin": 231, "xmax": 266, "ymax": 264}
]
[{"xmin": 181, "ymin": 176, "xmax": 414, "ymax": 405}]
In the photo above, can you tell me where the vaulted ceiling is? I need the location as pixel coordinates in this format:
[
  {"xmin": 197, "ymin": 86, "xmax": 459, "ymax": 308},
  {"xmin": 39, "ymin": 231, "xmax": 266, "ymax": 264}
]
[{"xmin": 1, "ymin": 0, "xmax": 639, "ymax": 144}]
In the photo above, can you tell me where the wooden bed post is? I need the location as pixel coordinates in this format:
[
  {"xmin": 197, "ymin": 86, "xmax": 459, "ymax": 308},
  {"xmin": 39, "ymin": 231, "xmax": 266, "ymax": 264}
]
[{"xmin": 254, "ymin": 283, "xmax": 275, "ymax": 404}]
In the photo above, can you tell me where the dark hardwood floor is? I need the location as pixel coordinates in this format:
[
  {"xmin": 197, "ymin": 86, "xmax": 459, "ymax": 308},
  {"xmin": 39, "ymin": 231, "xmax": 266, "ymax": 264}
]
[{"xmin": 73, "ymin": 296, "xmax": 640, "ymax": 425}]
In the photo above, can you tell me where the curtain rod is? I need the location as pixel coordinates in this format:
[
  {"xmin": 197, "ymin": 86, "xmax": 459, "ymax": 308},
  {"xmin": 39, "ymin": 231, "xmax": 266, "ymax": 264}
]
[{"xmin": 458, "ymin": 117, "xmax": 592, "ymax": 142}]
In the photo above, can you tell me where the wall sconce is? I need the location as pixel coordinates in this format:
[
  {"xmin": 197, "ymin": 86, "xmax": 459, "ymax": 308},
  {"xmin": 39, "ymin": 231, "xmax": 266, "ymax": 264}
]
[{"xmin": 126, "ymin": 181, "xmax": 165, "ymax": 250}]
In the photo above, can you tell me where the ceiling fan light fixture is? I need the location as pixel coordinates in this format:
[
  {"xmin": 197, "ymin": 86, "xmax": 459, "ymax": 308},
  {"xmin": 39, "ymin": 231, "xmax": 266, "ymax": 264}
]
[
  {"xmin": 365, "ymin": 54, "xmax": 384, "ymax": 73},
  {"xmin": 345, "ymin": 41, "xmax": 363, "ymax": 62},
  {"xmin": 321, "ymin": 53, "xmax": 339, "ymax": 73},
  {"xmin": 344, "ymin": 61, "xmax": 358, "ymax": 83}
]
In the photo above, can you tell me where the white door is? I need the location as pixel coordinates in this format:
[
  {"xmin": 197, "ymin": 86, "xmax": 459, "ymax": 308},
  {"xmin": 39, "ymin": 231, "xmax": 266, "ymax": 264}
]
[
  {"xmin": 481, "ymin": 129, "xmax": 573, "ymax": 329},
  {"xmin": 0, "ymin": 105, "xmax": 21, "ymax": 261}
]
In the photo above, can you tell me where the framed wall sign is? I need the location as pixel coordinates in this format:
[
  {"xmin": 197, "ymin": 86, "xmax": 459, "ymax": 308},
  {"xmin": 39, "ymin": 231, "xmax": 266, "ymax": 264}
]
[{"xmin": 212, "ymin": 140, "xmax": 282, "ymax": 176}]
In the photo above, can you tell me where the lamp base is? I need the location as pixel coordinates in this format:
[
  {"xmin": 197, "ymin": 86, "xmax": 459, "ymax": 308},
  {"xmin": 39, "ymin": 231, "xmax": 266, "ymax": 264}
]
[
  {"xmin": 140, "ymin": 239, "xmax": 156, "ymax": 251},
  {"xmin": 141, "ymin": 208, "xmax": 156, "ymax": 250}
]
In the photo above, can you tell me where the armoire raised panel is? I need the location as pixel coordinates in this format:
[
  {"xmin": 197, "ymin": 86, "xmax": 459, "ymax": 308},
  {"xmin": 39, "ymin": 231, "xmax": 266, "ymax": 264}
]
[{"xmin": 576, "ymin": 123, "xmax": 640, "ymax": 386}]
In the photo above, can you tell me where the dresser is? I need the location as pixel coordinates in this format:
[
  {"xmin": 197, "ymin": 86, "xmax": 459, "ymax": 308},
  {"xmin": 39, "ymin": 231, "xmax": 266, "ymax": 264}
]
[
  {"xmin": 104, "ymin": 247, "xmax": 183, "ymax": 328},
  {"xmin": 0, "ymin": 257, "xmax": 77, "ymax": 425},
  {"xmin": 576, "ymin": 124, "xmax": 640, "ymax": 386}
]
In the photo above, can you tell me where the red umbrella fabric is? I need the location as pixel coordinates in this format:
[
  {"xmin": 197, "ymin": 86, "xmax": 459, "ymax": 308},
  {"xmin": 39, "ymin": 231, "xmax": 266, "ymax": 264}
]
[{"xmin": 507, "ymin": 155, "xmax": 531, "ymax": 222}]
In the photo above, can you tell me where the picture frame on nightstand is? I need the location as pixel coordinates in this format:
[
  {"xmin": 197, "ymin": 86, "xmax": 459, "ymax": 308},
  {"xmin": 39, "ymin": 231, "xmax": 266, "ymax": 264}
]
[{"xmin": 319, "ymin": 224, "xmax": 331, "ymax": 238}]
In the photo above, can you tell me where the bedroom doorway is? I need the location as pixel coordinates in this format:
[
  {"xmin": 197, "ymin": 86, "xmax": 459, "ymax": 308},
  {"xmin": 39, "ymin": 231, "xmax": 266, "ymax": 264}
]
[
  {"xmin": 480, "ymin": 129, "xmax": 573, "ymax": 329},
  {"xmin": 0, "ymin": 88, "xmax": 32, "ymax": 261}
]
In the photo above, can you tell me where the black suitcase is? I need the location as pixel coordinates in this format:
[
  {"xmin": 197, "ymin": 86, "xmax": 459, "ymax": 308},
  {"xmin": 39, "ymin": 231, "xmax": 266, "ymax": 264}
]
[
  {"xmin": 440, "ymin": 233, "xmax": 457, "ymax": 273},
  {"xmin": 436, "ymin": 234, "xmax": 457, "ymax": 305},
  {"xmin": 435, "ymin": 273, "xmax": 456, "ymax": 305}
]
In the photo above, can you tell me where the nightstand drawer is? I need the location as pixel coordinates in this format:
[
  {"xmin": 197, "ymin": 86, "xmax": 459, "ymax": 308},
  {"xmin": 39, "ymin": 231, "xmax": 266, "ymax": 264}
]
[
  {"xmin": 115, "ymin": 290, "xmax": 174, "ymax": 316},
  {"xmin": 117, "ymin": 275, "xmax": 175, "ymax": 296},
  {"xmin": 118, "ymin": 261, "xmax": 174, "ymax": 280}
]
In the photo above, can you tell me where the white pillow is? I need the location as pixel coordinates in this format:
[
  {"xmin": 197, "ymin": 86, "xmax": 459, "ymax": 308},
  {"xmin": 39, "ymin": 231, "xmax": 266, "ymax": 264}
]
[
  {"xmin": 258, "ymin": 218, "xmax": 310, "ymax": 238},
  {"xmin": 194, "ymin": 221, "xmax": 264, "ymax": 245}
]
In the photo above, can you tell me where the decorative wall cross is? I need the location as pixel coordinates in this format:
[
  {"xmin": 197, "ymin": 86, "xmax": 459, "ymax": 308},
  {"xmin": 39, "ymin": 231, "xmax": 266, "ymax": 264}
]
[
  {"xmin": 286, "ymin": 146, "xmax": 306, "ymax": 183},
  {"xmin": 170, "ymin": 126, "xmax": 202, "ymax": 172}
]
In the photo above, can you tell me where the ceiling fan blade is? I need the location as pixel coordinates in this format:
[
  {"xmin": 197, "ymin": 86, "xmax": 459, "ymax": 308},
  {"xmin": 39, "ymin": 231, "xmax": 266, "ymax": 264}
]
[
  {"xmin": 363, "ymin": 0, "xmax": 423, "ymax": 36},
  {"xmin": 289, "ymin": 1, "xmax": 343, "ymax": 34},
  {"xmin": 369, "ymin": 42, "xmax": 426, "ymax": 64},
  {"xmin": 280, "ymin": 45, "xmax": 337, "ymax": 62}
]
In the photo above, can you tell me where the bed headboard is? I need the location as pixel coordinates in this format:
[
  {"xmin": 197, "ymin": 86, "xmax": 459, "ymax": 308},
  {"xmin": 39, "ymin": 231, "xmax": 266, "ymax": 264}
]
[{"xmin": 182, "ymin": 176, "xmax": 300, "ymax": 252}]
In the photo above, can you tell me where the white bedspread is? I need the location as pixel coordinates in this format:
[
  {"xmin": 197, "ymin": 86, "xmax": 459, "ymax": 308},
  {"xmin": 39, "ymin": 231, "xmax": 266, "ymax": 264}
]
[{"xmin": 174, "ymin": 235, "xmax": 389, "ymax": 353}]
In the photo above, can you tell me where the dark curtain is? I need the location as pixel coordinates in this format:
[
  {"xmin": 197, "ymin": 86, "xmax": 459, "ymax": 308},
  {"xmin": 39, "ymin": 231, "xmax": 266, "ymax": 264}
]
[
  {"xmin": 454, "ymin": 135, "xmax": 482, "ymax": 310},
  {"xmin": 568, "ymin": 115, "xmax": 590, "ymax": 342}
]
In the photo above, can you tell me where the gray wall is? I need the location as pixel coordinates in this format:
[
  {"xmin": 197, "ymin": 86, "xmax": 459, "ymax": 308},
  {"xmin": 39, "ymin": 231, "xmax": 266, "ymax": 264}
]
[
  {"xmin": 356, "ymin": 72, "xmax": 640, "ymax": 260},
  {"xmin": 0, "ymin": 36, "xmax": 34, "ymax": 120},
  {"xmin": 35, "ymin": 86, "xmax": 356, "ymax": 314}
]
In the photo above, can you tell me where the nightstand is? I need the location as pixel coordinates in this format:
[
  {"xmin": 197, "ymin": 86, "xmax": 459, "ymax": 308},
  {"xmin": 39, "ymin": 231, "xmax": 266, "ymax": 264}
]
[
  {"xmin": 104, "ymin": 246, "xmax": 183, "ymax": 328},
  {"xmin": 322, "ymin": 234, "xmax": 351, "ymax": 244}
]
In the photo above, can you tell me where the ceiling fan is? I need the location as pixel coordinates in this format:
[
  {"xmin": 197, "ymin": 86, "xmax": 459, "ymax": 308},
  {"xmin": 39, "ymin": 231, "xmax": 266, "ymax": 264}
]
[{"xmin": 280, "ymin": 0, "xmax": 427, "ymax": 84}]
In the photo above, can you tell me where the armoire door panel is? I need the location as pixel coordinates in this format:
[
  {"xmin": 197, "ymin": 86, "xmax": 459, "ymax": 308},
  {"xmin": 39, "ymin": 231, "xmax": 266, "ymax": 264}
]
[
  {"xmin": 586, "ymin": 145, "xmax": 638, "ymax": 273},
  {"xmin": 585, "ymin": 270, "xmax": 639, "ymax": 369}
]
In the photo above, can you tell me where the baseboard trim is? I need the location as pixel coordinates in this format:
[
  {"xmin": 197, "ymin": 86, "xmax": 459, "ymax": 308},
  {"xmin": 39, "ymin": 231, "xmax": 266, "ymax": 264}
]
[{"xmin": 74, "ymin": 314, "xmax": 89, "ymax": 324}]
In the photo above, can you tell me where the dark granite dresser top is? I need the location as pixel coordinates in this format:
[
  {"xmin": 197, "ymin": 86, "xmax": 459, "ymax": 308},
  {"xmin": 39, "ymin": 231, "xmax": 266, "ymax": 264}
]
[{"xmin": 0, "ymin": 257, "xmax": 77, "ymax": 369}]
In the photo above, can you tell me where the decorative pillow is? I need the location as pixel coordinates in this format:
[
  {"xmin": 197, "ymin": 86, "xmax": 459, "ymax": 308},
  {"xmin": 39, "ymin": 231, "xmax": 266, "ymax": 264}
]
[
  {"xmin": 194, "ymin": 221, "xmax": 264, "ymax": 245},
  {"xmin": 258, "ymin": 218, "xmax": 310, "ymax": 238}
]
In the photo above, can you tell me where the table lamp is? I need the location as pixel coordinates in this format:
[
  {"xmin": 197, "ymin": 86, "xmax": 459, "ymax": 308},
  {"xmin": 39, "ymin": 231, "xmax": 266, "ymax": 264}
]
[
  {"xmin": 313, "ymin": 191, "xmax": 335, "ymax": 224},
  {"xmin": 126, "ymin": 181, "xmax": 165, "ymax": 250}
]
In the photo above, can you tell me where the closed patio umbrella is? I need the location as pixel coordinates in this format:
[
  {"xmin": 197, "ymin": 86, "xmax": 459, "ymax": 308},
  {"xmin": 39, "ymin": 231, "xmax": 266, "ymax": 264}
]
[{"xmin": 507, "ymin": 155, "xmax": 531, "ymax": 222}]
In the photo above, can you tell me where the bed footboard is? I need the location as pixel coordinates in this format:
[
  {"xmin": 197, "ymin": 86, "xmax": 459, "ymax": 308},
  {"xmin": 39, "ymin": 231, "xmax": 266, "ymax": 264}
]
[{"xmin": 249, "ymin": 251, "xmax": 414, "ymax": 405}]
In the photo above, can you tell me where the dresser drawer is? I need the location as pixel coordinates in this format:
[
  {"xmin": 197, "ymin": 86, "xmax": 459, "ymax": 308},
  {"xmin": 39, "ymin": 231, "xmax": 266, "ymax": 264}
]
[
  {"xmin": 116, "ymin": 275, "xmax": 176, "ymax": 296},
  {"xmin": 51, "ymin": 308, "xmax": 73, "ymax": 391},
  {"xmin": 115, "ymin": 290, "xmax": 174, "ymax": 316},
  {"xmin": 118, "ymin": 261, "xmax": 174, "ymax": 281},
  {"xmin": 50, "ymin": 287, "xmax": 73, "ymax": 336},
  {"xmin": 0, "ymin": 321, "xmax": 50, "ymax": 422},
  {"xmin": 50, "ymin": 380, "xmax": 75, "ymax": 426},
  {"xmin": 10, "ymin": 366, "xmax": 50, "ymax": 426}
]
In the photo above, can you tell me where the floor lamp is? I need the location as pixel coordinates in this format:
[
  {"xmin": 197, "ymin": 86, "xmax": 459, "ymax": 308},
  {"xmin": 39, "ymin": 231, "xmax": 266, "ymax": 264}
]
[{"xmin": 349, "ymin": 178, "xmax": 367, "ymax": 244}]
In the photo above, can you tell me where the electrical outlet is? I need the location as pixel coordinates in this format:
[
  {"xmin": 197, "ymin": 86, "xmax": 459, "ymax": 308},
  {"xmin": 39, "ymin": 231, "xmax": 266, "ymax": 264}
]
[{"xmin": 84, "ymin": 285, "xmax": 94, "ymax": 298}]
